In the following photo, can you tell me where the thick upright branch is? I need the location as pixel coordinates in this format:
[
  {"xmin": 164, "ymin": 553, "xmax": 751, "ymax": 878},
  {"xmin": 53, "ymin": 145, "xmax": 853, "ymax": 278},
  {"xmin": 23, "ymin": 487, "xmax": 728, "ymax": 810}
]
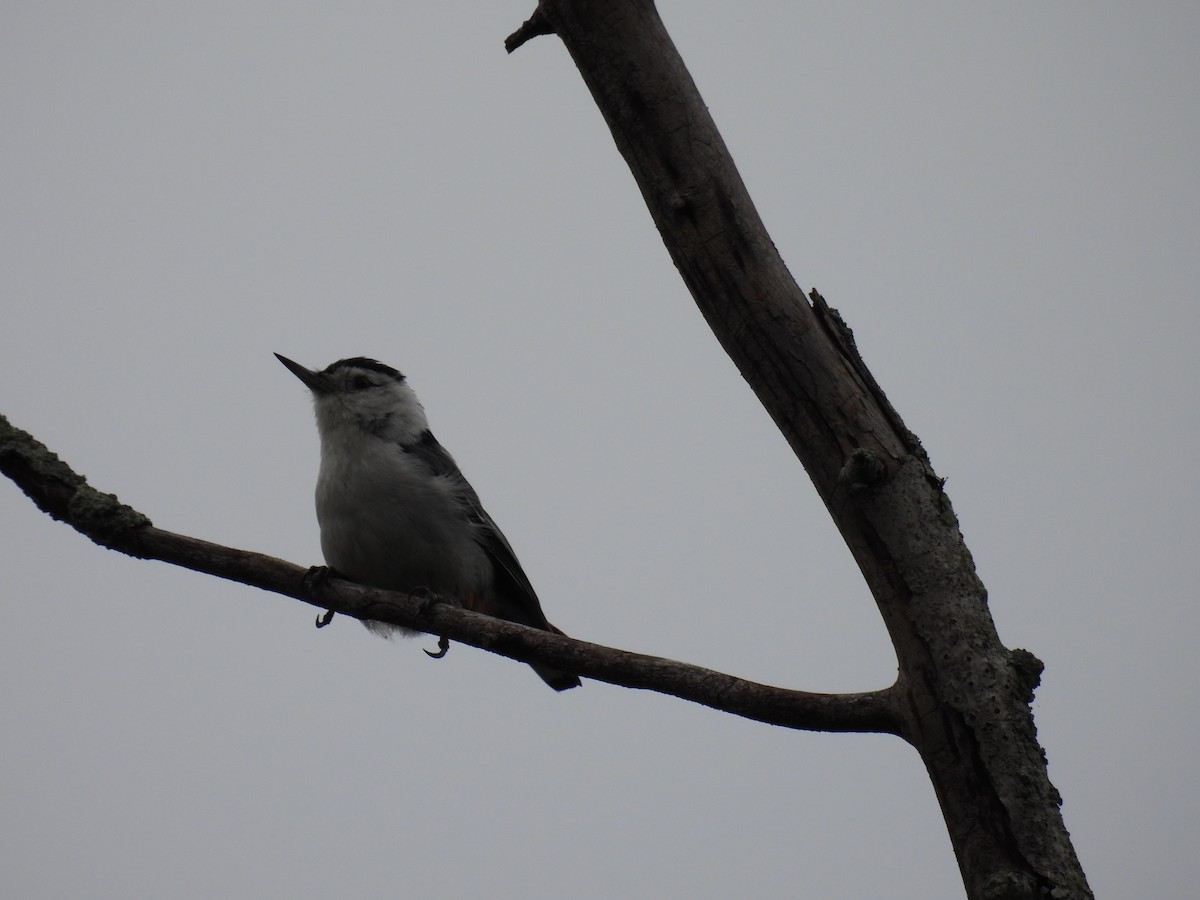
[{"xmin": 510, "ymin": 2, "xmax": 1090, "ymax": 898}]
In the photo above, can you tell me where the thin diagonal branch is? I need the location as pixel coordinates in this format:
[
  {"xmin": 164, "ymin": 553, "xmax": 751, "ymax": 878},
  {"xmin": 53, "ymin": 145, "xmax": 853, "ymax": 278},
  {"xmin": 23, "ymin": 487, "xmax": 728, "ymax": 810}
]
[{"xmin": 0, "ymin": 412, "xmax": 904, "ymax": 736}]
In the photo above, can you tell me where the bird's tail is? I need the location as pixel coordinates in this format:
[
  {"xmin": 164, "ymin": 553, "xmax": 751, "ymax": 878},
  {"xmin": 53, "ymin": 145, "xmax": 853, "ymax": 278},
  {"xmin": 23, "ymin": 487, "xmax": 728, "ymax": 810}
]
[
  {"xmin": 475, "ymin": 586, "xmax": 581, "ymax": 691},
  {"xmin": 533, "ymin": 622, "xmax": 581, "ymax": 691},
  {"xmin": 535, "ymin": 666, "xmax": 581, "ymax": 691}
]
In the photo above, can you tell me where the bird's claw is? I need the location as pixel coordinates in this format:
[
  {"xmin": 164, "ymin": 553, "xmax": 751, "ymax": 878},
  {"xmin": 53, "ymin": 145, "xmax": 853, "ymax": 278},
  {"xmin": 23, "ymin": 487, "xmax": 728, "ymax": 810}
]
[
  {"xmin": 408, "ymin": 585, "xmax": 439, "ymax": 616},
  {"xmin": 304, "ymin": 567, "xmax": 339, "ymax": 629},
  {"xmin": 303, "ymin": 565, "xmax": 332, "ymax": 592},
  {"xmin": 424, "ymin": 635, "xmax": 450, "ymax": 659},
  {"xmin": 409, "ymin": 587, "xmax": 450, "ymax": 658}
]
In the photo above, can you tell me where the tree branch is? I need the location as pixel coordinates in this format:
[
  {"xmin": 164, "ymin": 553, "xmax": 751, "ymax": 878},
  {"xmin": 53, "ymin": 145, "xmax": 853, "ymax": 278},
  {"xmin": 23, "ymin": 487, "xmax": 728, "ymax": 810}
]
[
  {"xmin": 509, "ymin": 3, "xmax": 1091, "ymax": 898},
  {"xmin": 505, "ymin": 8, "xmax": 554, "ymax": 53},
  {"xmin": 0, "ymin": 412, "xmax": 903, "ymax": 736}
]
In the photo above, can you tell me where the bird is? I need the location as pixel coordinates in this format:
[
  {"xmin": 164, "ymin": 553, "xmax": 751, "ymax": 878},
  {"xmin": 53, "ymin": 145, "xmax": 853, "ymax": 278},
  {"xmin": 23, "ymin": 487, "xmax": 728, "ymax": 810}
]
[{"xmin": 275, "ymin": 353, "xmax": 580, "ymax": 691}]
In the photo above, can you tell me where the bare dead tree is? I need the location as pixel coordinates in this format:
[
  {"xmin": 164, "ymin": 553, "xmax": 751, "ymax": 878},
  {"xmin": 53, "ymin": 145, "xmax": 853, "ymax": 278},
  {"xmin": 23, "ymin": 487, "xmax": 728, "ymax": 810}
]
[{"xmin": 1, "ymin": 3, "xmax": 1090, "ymax": 898}]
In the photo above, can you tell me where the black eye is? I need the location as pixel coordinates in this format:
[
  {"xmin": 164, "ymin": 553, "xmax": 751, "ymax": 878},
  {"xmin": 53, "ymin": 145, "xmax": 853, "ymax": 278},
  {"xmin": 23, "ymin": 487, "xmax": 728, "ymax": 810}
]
[{"xmin": 352, "ymin": 375, "xmax": 373, "ymax": 391}]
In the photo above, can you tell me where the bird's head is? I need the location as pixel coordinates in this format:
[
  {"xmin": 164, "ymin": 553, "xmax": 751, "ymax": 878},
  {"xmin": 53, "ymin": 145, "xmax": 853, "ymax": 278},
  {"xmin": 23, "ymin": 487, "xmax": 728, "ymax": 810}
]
[{"xmin": 275, "ymin": 354, "xmax": 428, "ymax": 442}]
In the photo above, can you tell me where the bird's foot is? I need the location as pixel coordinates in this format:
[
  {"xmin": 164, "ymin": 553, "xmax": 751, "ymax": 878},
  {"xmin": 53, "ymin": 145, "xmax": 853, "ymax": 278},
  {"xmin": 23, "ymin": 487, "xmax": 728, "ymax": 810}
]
[
  {"xmin": 408, "ymin": 585, "xmax": 439, "ymax": 615},
  {"xmin": 424, "ymin": 635, "xmax": 451, "ymax": 659},
  {"xmin": 303, "ymin": 564, "xmax": 330, "ymax": 589},
  {"xmin": 303, "ymin": 566, "xmax": 342, "ymax": 629},
  {"xmin": 408, "ymin": 587, "xmax": 452, "ymax": 659}
]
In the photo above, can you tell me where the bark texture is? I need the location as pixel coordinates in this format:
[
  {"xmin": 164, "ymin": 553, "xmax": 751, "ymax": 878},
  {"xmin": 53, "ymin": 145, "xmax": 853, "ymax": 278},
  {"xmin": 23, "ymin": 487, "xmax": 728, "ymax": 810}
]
[{"xmin": 511, "ymin": 2, "xmax": 1090, "ymax": 897}]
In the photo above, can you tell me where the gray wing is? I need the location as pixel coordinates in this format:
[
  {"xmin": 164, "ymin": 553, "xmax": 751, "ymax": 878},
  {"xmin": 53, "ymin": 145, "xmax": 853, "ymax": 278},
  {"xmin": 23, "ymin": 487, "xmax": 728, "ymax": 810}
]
[
  {"xmin": 401, "ymin": 429, "xmax": 553, "ymax": 630},
  {"xmin": 403, "ymin": 429, "xmax": 581, "ymax": 690}
]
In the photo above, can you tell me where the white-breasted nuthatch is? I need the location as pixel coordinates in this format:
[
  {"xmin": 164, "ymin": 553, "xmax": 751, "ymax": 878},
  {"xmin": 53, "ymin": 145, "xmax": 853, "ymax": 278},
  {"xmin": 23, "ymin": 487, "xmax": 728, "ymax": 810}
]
[{"xmin": 276, "ymin": 354, "xmax": 580, "ymax": 691}]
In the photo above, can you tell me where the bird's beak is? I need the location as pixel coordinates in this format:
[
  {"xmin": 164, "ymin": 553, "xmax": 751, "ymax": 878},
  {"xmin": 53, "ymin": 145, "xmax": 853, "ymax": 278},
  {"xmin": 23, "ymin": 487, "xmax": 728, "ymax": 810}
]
[{"xmin": 275, "ymin": 353, "xmax": 333, "ymax": 395}]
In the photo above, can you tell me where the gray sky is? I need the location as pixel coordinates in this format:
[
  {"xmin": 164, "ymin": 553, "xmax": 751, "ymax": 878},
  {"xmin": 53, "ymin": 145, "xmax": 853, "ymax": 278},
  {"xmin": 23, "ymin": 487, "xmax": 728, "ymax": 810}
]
[{"xmin": 2, "ymin": 3, "xmax": 1196, "ymax": 897}]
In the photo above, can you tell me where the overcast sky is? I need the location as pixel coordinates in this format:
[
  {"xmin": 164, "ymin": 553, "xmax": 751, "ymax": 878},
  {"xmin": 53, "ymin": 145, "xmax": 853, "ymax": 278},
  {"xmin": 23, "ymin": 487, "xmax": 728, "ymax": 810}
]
[{"xmin": 2, "ymin": 3, "xmax": 1197, "ymax": 897}]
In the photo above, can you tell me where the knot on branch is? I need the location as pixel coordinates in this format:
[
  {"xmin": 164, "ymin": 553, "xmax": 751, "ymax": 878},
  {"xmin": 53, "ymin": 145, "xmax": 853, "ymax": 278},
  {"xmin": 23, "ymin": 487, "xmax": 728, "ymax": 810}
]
[
  {"xmin": 1009, "ymin": 648, "xmax": 1045, "ymax": 704},
  {"xmin": 838, "ymin": 448, "xmax": 886, "ymax": 492}
]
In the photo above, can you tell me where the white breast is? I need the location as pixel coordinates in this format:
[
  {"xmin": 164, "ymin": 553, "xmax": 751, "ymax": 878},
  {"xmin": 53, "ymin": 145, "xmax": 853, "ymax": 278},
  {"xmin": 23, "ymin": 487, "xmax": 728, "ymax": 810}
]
[{"xmin": 313, "ymin": 428, "xmax": 491, "ymax": 598}]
